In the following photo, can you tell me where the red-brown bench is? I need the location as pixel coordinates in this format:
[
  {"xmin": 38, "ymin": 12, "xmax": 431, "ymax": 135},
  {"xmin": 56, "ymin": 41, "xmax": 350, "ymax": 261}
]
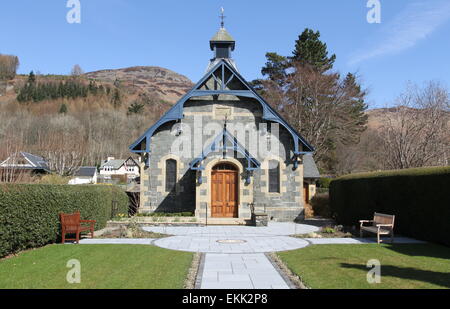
[
  {"xmin": 360, "ymin": 212, "xmax": 395, "ymax": 244},
  {"xmin": 60, "ymin": 212, "xmax": 96, "ymax": 244}
]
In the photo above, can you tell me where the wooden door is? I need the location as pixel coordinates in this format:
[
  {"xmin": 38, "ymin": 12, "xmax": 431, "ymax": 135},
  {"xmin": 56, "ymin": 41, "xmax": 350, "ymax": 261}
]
[
  {"xmin": 211, "ymin": 169, "xmax": 238, "ymax": 218},
  {"xmin": 303, "ymin": 183, "xmax": 309, "ymax": 204}
]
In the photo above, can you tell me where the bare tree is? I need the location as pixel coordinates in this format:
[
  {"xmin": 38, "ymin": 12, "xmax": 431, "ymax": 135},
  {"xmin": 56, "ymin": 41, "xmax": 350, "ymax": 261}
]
[
  {"xmin": 71, "ymin": 64, "xmax": 84, "ymax": 76},
  {"xmin": 379, "ymin": 82, "xmax": 450, "ymax": 169},
  {"xmin": 0, "ymin": 54, "xmax": 20, "ymax": 80},
  {"xmin": 39, "ymin": 115, "xmax": 87, "ymax": 176},
  {"xmin": 262, "ymin": 63, "xmax": 368, "ymax": 169}
]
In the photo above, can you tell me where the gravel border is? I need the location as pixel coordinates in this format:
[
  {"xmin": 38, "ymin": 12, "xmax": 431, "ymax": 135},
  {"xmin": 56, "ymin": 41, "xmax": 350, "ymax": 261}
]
[
  {"xmin": 194, "ymin": 253, "xmax": 206, "ymax": 289},
  {"xmin": 184, "ymin": 252, "xmax": 202, "ymax": 289},
  {"xmin": 267, "ymin": 252, "xmax": 309, "ymax": 289}
]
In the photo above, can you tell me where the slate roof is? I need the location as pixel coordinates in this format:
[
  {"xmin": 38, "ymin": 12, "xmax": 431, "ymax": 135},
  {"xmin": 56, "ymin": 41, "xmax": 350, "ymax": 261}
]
[
  {"xmin": 74, "ymin": 167, "xmax": 97, "ymax": 177},
  {"xmin": 210, "ymin": 28, "xmax": 235, "ymax": 42},
  {"xmin": 100, "ymin": 159, "xmax": 125, "ymax": 170},
  {"xmin": 303, "ymin": 154, "xmax": 320, "ymax": 179},
  {"xmin": 20, "ymin": 152, "xmax": 49, "ymax": 169}
]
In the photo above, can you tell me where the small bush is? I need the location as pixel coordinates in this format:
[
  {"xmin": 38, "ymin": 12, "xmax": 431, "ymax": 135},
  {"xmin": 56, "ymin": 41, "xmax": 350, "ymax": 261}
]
[
  {"xmin": 36, "ymin": 174, "xmax": 69, "ymax": 185},
  {"xmin": 318, "ymin": 177, "xmax": 332, "ymax": 188},
  {"xmin": 310, "ymin": 193, "xmax": 331, "ymax": 218},
  {"xmin": 0, "ymin": 184, "xmax": 128, "ymax": 257}
]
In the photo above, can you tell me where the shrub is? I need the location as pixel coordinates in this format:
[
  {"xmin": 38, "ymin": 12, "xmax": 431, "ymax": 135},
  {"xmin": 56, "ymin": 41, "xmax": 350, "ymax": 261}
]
[
  {"xmin": 310, "ymin": 193, "xmax": 331, "ymax": 218},
  {"xmin": 330, "ymin": 166, "xmax": 450, "ymax": 246},
  {"xmin": 0, "ymin": 184, "xmax": 128, "ymax": 257},
  {"xmin": 318, "ymin": 177, "xmax": 332, "ymax": 188}
]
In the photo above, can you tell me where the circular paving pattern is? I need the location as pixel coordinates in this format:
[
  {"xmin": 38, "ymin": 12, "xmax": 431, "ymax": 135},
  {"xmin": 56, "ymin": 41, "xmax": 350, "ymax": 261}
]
[{"xmin": 153, "ymin": 235, "xmax": 310, "ymax": 253}]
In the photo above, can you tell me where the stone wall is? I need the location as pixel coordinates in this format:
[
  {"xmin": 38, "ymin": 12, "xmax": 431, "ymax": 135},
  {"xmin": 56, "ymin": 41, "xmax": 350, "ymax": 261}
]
[{"xmin": 139, "ymin": 96, "xmax": 305, "ymax": 221}]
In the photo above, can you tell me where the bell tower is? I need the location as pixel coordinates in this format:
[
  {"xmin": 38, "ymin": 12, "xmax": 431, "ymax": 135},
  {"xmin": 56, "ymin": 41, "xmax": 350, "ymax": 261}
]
[{"xmin": 210, "ymin": 8, "xmax": 235, "ymax": 59}]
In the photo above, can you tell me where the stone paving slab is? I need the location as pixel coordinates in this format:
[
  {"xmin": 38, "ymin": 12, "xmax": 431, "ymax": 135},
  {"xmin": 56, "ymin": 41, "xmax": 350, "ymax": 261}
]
[
  {"xmin": 200, "ymin": 253, "xmax": 290, "ymax": 289},
  {"xmin": 305, "ymin": 237, "xmax": 426, "ymax": 245},
  {"xmin": 78, "ymin": 238, "xmax": 154, "ymax": 245},
  {"xmin": 153, "ymin": 236, "xmax": 309, "ymax": 253},
  {"xmin": 142, "ymin": 222, "xmax": 319, "ymax": 237}
]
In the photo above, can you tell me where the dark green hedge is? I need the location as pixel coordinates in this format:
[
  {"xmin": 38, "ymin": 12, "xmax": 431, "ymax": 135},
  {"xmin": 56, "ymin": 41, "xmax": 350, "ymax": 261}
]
[
  {"xmin": 330, "ymin": 166, "xmax": 450, "ymax": 246},
  {"xmin": 0, "ymin": 184, "xmax": 128, "ymax": 257}
]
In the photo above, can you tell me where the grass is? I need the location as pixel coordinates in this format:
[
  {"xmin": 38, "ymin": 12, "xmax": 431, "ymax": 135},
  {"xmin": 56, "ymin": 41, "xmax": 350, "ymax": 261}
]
[
  {"xmin": 277, "ymin": 243, "xmax": 450, "ymax": 289},
  {"xmin": 0, "ymin": 244, "xmax": 193, "ymax": 289}
]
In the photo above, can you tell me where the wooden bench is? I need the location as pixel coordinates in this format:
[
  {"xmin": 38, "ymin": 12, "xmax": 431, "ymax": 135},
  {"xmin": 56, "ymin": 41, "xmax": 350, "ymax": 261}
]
[
  {"xmin": 60, "ymin": 212, "xmax": 96, "ymax": 244},
  {"xmin": 359, "ymin": 212, "xmax": 395, "ymax": 244}
]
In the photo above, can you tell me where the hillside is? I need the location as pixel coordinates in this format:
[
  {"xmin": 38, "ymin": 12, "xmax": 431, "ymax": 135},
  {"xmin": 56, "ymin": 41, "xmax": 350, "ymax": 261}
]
[{"xmin": 84, "ymin": 66, "xmax": 194, "ymax": 104}]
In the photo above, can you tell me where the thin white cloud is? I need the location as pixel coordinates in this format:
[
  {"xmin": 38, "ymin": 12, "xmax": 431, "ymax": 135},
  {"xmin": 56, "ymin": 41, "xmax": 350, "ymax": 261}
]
[{"xmin": 349, "ymin": 0, "xmax": 450, "ymax": 65}]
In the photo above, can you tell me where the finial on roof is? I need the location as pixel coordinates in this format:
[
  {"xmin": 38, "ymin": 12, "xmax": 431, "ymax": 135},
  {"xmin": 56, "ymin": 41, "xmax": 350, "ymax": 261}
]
[{"xmin": 220, "ymin": 7, "xmax": 226, "ymax": 28}]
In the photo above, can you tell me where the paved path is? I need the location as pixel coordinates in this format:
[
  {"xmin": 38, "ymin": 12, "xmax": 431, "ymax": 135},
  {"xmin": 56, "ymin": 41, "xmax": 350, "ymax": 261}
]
[
  {"xmin": 200, "ymin": 253, "xmax": 290, "ymax": 289},
  {"xmin": 78, "ymin": 223, "xmax": 425, "ymax": 290}
]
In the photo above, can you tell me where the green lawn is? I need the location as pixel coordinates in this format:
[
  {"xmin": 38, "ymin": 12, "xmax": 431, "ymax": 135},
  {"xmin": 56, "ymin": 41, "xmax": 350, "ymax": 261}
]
[
  {"xmin": 0, "ymin": 244, "xmax": 193, "ymax": 289},
  {"xmin": 277, "ymin": 244, "xmax": 450, "ymax": 289}
]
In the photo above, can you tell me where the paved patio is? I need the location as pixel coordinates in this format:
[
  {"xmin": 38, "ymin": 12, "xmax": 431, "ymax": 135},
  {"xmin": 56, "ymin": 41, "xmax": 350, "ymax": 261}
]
[
  {"xmin": 153, "ymin": 235, "xmax": 310, "ymax": 253},
  {"xmin": 78, "ymin": 222, "xmax": 425, "ymax": 290},
  {"xmin": 142, "ymin": 222, "xmax": 319, "ymax": 237}
]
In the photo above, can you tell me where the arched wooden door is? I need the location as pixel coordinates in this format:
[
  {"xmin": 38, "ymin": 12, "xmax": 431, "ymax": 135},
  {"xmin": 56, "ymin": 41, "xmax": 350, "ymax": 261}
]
[{"xmin": 211, "ymin": 163, "xmax": 238, "ymax": 218}]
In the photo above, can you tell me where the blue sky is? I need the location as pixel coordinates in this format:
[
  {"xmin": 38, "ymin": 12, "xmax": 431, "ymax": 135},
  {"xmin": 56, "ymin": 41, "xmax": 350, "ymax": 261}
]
[{"xmin": 1, "ymin": 0, "xmax": 450, "ymax": 108}]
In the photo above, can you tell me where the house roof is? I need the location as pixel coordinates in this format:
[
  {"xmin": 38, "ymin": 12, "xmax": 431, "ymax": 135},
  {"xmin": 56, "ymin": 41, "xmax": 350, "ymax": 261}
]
[
  {"xmin": 100, "ymin": 159, "xmax": 125, "ymax": 169},
  {"xmin": 74, "ymin": 167, "xmax": 97, "ymax": 177},
  {"xmin": 189, "ymin": 128, "xmax": 260, "ymax": 171},
  {"xmin": 20, "ymin": 152, "xmax": 49, "ymax": 170},
  {"xmin": 303, "ymin": 154, "xmax": 320, "ymax": 179},
  {"xmin": 129, "ymin": 59, "xmax": 315, "ymax": 158},
  {"xmin": 100, "ymin": 157, "xmax": 139, "ymax": 170}
]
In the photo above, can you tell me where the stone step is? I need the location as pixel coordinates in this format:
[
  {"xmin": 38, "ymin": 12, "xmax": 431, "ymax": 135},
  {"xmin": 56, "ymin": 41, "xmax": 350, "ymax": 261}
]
[{"xmin": 199, "ymin": 218, "xmax": 249, "ymax": 225}]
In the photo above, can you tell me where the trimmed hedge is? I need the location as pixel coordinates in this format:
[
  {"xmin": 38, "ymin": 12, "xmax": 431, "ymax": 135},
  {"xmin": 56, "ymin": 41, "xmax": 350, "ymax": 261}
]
[
  {"xmin": 0, "ymin": 184, "xmax": 128, "ymax": 257},
  {"xmin": 330, "ymin": 166, "xmax": 450, "ymax": 246}
]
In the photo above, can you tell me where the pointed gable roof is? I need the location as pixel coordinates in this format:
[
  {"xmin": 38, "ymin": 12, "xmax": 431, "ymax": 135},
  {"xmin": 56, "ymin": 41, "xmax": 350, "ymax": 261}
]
[
  {"xmin": 129, "ymin": 58, "xmax": 315, "ymax": 159},
  {"xmin": 189, "ymin": 128, "xmax": 260, "ymax": 171}
]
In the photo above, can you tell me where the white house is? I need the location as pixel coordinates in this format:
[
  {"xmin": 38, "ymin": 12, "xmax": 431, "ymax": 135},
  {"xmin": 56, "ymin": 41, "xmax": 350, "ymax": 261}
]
[
  {"xmin": 68, "ymin": 167, "xmax": 98, "ymax": 185},
  {"xmin": 99, "ymin": 157, "xmax": 140, "ymax": 181}
]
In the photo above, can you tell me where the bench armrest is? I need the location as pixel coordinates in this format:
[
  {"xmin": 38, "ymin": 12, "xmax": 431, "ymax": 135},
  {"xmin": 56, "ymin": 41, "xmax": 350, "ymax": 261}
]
[
  {"xmin": 80, "ymin": 220, "xmax": 96, "ymax": 223},
  {"xmin": 359, "ymin": 220, "xmax": 373, "ymax": 227},
  {"xmin": 376, "ymin": 224, "xmax": 393, "ymax": 228}
]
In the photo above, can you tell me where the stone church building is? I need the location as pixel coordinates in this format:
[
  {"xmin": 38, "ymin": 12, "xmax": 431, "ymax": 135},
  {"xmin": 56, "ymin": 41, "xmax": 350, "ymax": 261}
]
[{"xmin": 130, "ymin": 25, "xmax": 320, "ymax": 223}]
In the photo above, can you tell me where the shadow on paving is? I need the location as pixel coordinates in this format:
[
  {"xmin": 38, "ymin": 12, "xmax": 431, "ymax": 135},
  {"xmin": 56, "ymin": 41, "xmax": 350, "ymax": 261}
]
[{"xmin": 340, "ymin": 262, "xmax": 450, "ymax": 288}]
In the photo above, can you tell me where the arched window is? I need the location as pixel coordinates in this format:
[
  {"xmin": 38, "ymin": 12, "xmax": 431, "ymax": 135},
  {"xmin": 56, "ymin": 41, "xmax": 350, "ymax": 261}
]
[
  {"xmin": 165, "ymin": 159, "xmax": 177, "ymax": 192},
  {"xmin": 268, "ymin": 160, "xmax": 280, "ymax": 193}
]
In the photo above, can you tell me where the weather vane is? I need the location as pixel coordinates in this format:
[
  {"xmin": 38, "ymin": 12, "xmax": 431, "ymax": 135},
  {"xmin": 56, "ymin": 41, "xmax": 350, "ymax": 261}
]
[{"xmin": 220, "ymin": 7, "xmax": 226, "ymax": 28}]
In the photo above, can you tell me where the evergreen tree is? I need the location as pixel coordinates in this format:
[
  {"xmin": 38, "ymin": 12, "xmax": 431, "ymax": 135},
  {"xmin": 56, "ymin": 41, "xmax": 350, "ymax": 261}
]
[
  {"xmin": 291, "ymin": 28, "xmax": 336, "ymax": 71},
  {"xmin": 111, "ymin": 88, "xmax": 121, "ymax": 108},
  {"xmin": 127, "ymin": 101, "xmax": 145, "ymax": 115},
  {"xmin": 59, "ymin": 103, "xmax": 68, "ymax": 114},
  {"xmin": 261, "ymin": 52, "xmax": 288, "ymax": 85},
  {"xmin": 27, "ymin": 71, "xmax": 36, "ymax": 84}
]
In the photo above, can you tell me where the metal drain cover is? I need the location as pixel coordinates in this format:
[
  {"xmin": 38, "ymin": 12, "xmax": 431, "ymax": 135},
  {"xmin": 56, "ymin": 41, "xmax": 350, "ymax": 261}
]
[{"xmin": 217, "ymin": 239, "xmax": 247, "ymax": 244}]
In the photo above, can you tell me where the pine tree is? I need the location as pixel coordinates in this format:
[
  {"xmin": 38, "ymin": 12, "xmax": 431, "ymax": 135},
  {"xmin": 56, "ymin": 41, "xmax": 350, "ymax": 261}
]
[
  {"xmin": 291, "ymin": 28, "xmax": 336, "ymax": 71},
  {"xmin": 127, "ymin": 101, "xmax": 145, "ymax": 115},
  {"xmin": 27, "ymin": 71, "xmax": 36, "ymax": 84},
  {"xmin": 59, "ymin": 103, "xmax": 68, "ymax": 114}
]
